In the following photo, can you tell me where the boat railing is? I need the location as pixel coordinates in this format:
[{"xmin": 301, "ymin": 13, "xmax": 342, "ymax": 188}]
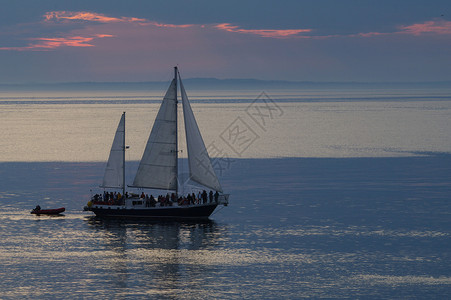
[{"xmin": 90, "ymin": 194, "xmax": 229, "ymax": 208}]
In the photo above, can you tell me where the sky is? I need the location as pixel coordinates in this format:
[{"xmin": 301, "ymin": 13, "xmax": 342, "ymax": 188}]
[{"xmin": 0, "ymin": 0, "xmax": 451, "ymax": 83}]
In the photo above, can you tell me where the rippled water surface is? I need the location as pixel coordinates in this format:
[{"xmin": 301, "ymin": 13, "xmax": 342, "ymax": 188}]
[
  {"xmin": 0, "ymin": 157, "xmax": 450, "ymax": 298},
  {"xmin": 0, "ymin": 87, "xmax": 450, "ymax": 298}
]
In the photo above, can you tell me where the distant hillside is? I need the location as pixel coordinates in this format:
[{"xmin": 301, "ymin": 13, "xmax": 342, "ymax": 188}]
[{"xmin": 1, "ymin": 78, "xmax": 451, "ymax": 91}]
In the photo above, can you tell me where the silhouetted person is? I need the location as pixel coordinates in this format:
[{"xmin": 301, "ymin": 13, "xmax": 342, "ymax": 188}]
[{"xmin": 202, "ymin": 190, "xmax": 207, "ymax": 204}]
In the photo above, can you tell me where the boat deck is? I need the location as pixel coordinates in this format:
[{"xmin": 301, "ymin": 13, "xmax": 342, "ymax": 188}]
[{"xmin": 87, "ymin": 195, "xmax": 229, "ymax": 219}]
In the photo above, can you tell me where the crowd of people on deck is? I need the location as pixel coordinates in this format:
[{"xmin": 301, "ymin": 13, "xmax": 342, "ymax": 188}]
[
  {"xmin": 91, "ymin": 191, "xmax": 126, "ymax": 206},
  {"xmin": 91, "ymin": 190, "xmax": 220, "ymax": 207}
]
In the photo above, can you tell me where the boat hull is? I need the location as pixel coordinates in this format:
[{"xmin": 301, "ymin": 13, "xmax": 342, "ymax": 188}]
[
  {"xmin": 31, "ymin": 207, "xmax": 65, "ymax": 215},
  {"xmin": 89, "ymin": 203, "xmax": 218, "ymax": 220}
]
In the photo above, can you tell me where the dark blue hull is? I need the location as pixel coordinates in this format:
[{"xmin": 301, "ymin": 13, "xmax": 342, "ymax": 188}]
[{"xmin": 90, "ymin": 203, "xmax": 218, "ymax": 220}]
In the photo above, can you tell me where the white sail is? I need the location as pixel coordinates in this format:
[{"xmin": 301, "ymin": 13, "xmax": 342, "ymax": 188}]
[
  {"xmin": 101, "ymin": 112, "xmax": 125, "ymax": 189},
  {"xmin": 180, "ymin": 76, "xmax": 223, "ymax": 192},
  {"xmin": 132, "ymin": 79, "xmax": 178, "ymax": 190}
]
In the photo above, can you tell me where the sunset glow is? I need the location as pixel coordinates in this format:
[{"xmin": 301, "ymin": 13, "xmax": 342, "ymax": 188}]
[
  {"xmin": 215, "ymin": 23, "xmax": 312, "ymax": 38},
  {"xmin": 399, "ymin": 20, "xmax": 451, "ymax": 35},
  {"xmin": 0, "ymin": 34, "xmax": 113, "ymax": 51},
  {"xmin": 44, "ymin": 11, "xmax": 193, "ymax": 28},
  {"xmin": 1, "ymin": 2, "xmax": 451, "ymax": 83},
  {"xmin": 4, "ymin": 10, "xmax": 450, "ymax": 53},
  {"xmin": 44, "ymin": 11, "xmax": 146, "ymax": 23}
]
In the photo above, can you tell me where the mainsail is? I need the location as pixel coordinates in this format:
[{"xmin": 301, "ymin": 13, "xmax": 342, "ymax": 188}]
[
  {"xmin": 132, "ymin": 79, "xmax": 178, "ymax": 190},
  {"xmin": 101, "ymin": 112, "xmax": 125, "ymax": 189},
  {"xmin": 180, "ymin": 75, "xmax": 223, "ymax": 192}
]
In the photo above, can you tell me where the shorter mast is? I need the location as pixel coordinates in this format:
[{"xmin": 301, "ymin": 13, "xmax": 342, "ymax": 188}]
[
  {"xmin": 174, "ymin": 66, "xmax": 178, "ymax": 197},
  {"xmin": 122, "ymin": 111, "xmax": 126, "ymax": 197}
]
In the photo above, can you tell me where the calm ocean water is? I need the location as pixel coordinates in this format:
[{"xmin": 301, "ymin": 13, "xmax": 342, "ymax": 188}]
[{"xmin": 0, "ymin": 87, "xmax": 450, "ymax": 298}]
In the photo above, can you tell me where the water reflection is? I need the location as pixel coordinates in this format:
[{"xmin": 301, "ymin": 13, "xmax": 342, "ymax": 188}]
[
  {"xmin": 84, "ymin": 217, "xmax": 225, "ymax": 298},
  {"xmin": 85, "ymin": 217, "xmax": 220, "ymax": 248}
]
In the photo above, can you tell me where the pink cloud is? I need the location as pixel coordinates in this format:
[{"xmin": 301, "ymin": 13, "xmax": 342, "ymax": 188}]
[
  {"xmin": 398, "ymin": 20, "xmax": 451, "ymax": 35},
  {"xmin": 44, "ymin": 11, "xmax": 146, "ymax": 23},
  {"xmin": 0, "ymin": 34, "xmax": 113, "ymax": 51},
  {"xmin": 139, "ymin": 21, "xmax": 194, "ymax": 28},
  {"xmin": 215, "ymin": 23, "xmax": 312, "ymax": 38},
  {"xmin": 349, "ymin": 20, "xmax": 451, "ymax": 39},
  {"xmin": 31, "ymin": 36, "xmax": 96, "ymax": 48},
  {"xmin": 351, "ymin": 32, "xmax": 388, "ymax": 38},
  {"xmin": 4, "ymin": 10, "xmax": 451, "ymax": 53},
  {"xmin": 43, "ymin": 11, "xmax": 193, "ymax": 28},
  {"xmin": 1, "ymin": 11, "xmax": 310, "ymax": 52}
]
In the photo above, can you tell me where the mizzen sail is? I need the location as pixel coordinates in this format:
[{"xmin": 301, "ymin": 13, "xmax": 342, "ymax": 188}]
[
  {"xmin": 132, "ymin": 79, "xmax": 178, "ymax": 190},
  {"xmin": 180, "ymin": 75, "xmax": 223, "ymax": 192},
  {"xmin": 101, "ymin": 112, "xmax": 125, "ymax": 189}
]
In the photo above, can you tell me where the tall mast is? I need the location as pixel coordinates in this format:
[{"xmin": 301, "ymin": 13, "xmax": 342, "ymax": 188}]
[
  {"xmin": 122, "ymin": 111, "xmax": 126, "ymax": 197},
  {"xmin": 174, "ymin": 66, "xmax": 178, "ymax": 197}
]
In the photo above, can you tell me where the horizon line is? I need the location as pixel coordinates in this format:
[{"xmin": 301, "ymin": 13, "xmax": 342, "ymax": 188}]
[{"xmin": 2, "ymin": 78, "xmax": 451, "ymax": 86}]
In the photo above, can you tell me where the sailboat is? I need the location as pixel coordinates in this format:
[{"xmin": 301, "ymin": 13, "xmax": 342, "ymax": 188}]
[{"xmin": 85, "ymin": 67, "xmax": 229, "ymax": 219}]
